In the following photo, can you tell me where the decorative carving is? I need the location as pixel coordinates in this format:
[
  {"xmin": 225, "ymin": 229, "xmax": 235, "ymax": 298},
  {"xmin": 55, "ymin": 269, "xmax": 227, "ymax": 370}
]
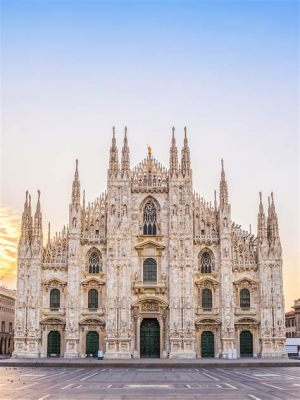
[{"xmin": 141, "ymin": 301, "xmax": 159, "ymax": 312}]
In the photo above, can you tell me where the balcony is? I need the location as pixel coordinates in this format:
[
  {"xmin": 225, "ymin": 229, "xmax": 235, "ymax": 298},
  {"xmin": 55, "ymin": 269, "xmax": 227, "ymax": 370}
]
[
  {"xmin": 82, "ymin": 307, "xmax": 105, "ymax": 316},
  {"xmin": 196, "ymin": 307, "xmax": 219, "ymax": 316},
  {"xmin": 42, "ymin": 308, "xmax": 65, "ymax": 317},
  {"xmin": 133, "ymin": 280, "xmax": 167, "ymax": 295},
  {"xmin": 234, "ymin": 307, "xmax": 257, "ymax": 316}
]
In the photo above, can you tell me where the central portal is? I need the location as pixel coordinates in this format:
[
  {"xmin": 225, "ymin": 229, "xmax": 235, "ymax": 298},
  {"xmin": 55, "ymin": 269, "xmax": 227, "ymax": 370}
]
[{"xmin": 140, "ymin": 318, "xmax": 160, "ymax": 358}]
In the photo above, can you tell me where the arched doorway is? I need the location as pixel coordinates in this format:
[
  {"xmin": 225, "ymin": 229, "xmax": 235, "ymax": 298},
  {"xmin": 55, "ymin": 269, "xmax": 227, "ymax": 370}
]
[
  {"xmin": 240, "ymin": 330, "xmax": 253, "ymax": 357},
  {"xmin": 140, "ymin": 318, "xmax": 160, "ymax": 358},
  {"xmin": 86, "ymin": 331, "xmax": 99, "ymax": 356},
  {"xmin": 201, "ymin": 331, "xmax": 214, "ymax": 358},
  {"xmin": 47, "ymin": 331, "xmax": 61, "ymax": 357}
]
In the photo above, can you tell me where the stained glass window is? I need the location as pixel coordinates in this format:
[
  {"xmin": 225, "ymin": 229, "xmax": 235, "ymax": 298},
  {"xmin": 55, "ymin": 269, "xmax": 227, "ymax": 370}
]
[
  {"xmin": 88, "ymin": 250, "xmax": 101, "ymax": 273},
  {"xmin": 88, "ymin": 289, "xmax": 98, "ymax": 309},
  {"xmin": 50, "ymin": 288, "xmax": 60, "ymax": 309},
  {"xmin": 240, "ymin": 288, "xmax": 250, "ymax": 309},
  {"xmin": 200, "ymin": 252, "xmax": 213, "ymax": 273},
  {"xmin": 202, "ymin": 288, "xmax": 212, "ymax": 309},
  {"xmin": 143, "ymin": 200, "xmax": 157, "ymax": 235},
  {"xmin": 143, "ymin": 258, "xmax": 157, "ymax": 282}
]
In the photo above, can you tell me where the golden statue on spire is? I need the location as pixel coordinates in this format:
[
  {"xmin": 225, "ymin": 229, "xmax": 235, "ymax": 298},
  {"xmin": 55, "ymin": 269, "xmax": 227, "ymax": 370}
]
[{"xmin": 147, "ymin": 144, "xmax": 152, "ymax": 157}]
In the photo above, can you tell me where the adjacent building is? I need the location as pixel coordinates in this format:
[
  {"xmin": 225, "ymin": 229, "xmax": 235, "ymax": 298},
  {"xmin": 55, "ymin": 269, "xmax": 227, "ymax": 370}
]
[
  {"xmin": 13, "ymin": 128, "xmax": 286, "ymax": 359},
  {"xmin": 285, "ymin": 299, "xmax": 300, "ymax": 338},
  {"xmin": 0, "ymin": 285, "xmax": 16, "ymax": 355}
]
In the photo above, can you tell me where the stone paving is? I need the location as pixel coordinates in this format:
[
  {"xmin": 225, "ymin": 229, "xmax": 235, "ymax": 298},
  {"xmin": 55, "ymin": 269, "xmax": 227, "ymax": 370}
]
[{"xmin": 0, "ymin": 365, "xmax": 300, "ymax": 399}]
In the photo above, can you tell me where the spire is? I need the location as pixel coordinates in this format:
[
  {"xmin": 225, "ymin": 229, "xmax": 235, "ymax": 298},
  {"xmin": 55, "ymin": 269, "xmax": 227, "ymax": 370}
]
[
  {"xmin": 109, "ymin": 126, "xmax": 119, "ymax": 177},
  {"xmin": 47, "ymin": 222, "xmax": 51, "ymax": 245},
  {"xmin": 33, "ymin": 190, "xmax": 43, "ymax": 242},
  {"xmin": 257, "ymin": 192, "xmax": 267, "ymax": 242},
  {"xmin": 181, "ymin": 126, "xmax": 191, "ymax": 177},
  {"xmin": 219, "ymin": 159, "xmax": 228, "ymax": 210},
  {"xmin": 20, "ymin": 191, "xmax": 31, "ymax": 244},
  {"xmin": 267, "ymin": 192, "xmax": 279, "ymax": 243},
  {"xmin": 214, "ymin": 190, "xmax": 217, "ymax": 211},
  {"xmin": 121, "ymin": 126, "xmax": 130, "ymax": 176},
  {"xmin": 71, "ymin": 159, "xmax": 81, "ymax": 205},
  {"xmin": 169, "ymin": 127, "xmax": 178, "ymax": 177}
]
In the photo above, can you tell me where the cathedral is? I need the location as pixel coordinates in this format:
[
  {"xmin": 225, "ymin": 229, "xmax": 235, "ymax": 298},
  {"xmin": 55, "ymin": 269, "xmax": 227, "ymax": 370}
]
[{"xmin": 13, "ymin": 128, "xmax": 286, "ymax": 359}]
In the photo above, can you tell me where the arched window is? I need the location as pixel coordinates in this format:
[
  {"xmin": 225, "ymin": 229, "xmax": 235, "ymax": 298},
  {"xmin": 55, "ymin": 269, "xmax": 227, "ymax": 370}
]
[
  {"xmin": 202, "ymin": 288, "xmax": 212, "ymax": 309},
  {"xmin": 240, "ymin": 288, "xmax": 250, "ymax": 309},
  {"xmin": 143, "ymin": 258, "xmax": 157, "ymax": 282},
  {"xmin": 88, "ymin": 249, "xmax": 101, "ymax": 273},
  {"xmin": 88, "ymin": 289, "xmax": 98, "ymax": 309},
  {"xmin": 143, "ymin": 200, "xmax": 157, "ymax": 235},
  {"xmin": 199, "ymin": 251, "xmax": 213, "ymax": 273},
  {"xmin": 50, "ymin": 288, "xmax": 60, "ymax": 309}
]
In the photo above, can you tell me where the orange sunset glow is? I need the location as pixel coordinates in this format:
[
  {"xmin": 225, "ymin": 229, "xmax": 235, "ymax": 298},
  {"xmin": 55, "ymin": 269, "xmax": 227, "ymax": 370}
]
[{"xmin": 0, "ymin": 205, "xmax": 20, "ymax": 288}]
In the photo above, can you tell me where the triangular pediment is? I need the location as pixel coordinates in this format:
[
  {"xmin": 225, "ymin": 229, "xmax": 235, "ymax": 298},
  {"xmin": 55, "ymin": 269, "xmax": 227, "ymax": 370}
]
[
  {"xmin": 233, "ymin": 277, "xmax": 256, "ymax": 286},
  {"xmin": 42, "ymin": 278, "xmax": 67, "ymax": 287},
  {"xmin": 135, "ymin": 240, "xmax": 165, "ymax": 251},
  {"xmin": 81, "ymin": 277, "xmax": 105, "ymax": 286},
  {"xmin": 40, "ymin": 317, "xmax": 65, "ymax": 325},
  {"xmin": 195, "ymin": 276, "xmax": 219, "ymax": 286}
]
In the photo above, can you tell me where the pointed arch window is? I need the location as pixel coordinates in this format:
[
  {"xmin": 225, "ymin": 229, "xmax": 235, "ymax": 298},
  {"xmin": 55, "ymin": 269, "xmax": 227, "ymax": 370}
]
[
  {"xmin": 143, "ymin": 200, "xmax": 157, "ymax": 235},
  {"xmin": 240, "ymin": 288, "xmax": 250, "ymax": 309},
  {"xmin": 87, "ymin": 249, "xmax": 102, "ymax": 273},
  {"xmin": 143, "ymin": 258, "xmax": 157, "ymax": 282},
  {"xmin": 202, "ymin": 288, "xmax": 212, "ymax": 309},
  {"xmin": 50, "ymin": 288, "xmax": 60, "ymax": 309},
  {"xmin": 88, "ymin": 289, "xmax": 98, "ymax": 309},
  {"xmin": 199, "ymin": 251, "xmax": 213, "ymax": 273}
]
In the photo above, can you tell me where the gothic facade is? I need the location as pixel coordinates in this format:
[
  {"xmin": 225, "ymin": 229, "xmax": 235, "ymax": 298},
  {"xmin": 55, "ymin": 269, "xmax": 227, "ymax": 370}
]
[{"xmin": 13, "ymin": 128, "xmax": 286, "ymax": 359}]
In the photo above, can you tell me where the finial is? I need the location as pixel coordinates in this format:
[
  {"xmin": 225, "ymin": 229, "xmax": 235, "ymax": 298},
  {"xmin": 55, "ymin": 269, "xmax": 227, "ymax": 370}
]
[
  {"xmin": 112, "ymin": 126, "xmax": 115, "ymax": 137},
  {"xmin": 271, "ymin": 191, "xmax": 274, "ymax": 205},
  {"xmin": 184, "ymin": 126, "xmax": 187, "ymax": 137},
  {"xmin": 125, "ymin": 126, "xmax": 127, "ymax": 138},
  {"xmin": 221, "ymin": 158, "xmax": 224, "ymax": 172},
  {"xmin": 172, "ymin": 126, "xmax": 175, "ymax": 136},
  {"xmin": 28, "ymin": 194, "xmax": 31, "ymax": 208},
  {"xmin": 259, "ymin": 191, "xmax": 262, "ymax": 203},
  {"xmin": 36, "ymin": 190, "xmax": 41, "ymax": 212},
  {"xmin": 24, "ymin": 190, "xmax": 29, "ymax": 208},
  {"xmin": 147, "ymin": 144, "xmax": 152, "ymax": 157},
  {"xmin": 75, "ymin": 159, "xmax": 79, "ymax": 175}
]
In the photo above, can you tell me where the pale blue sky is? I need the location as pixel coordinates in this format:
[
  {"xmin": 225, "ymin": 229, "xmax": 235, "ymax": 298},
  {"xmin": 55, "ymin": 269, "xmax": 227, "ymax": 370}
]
[{"xmin": 1, "ymin": 0, "xmax": 299, "ymax": 307}]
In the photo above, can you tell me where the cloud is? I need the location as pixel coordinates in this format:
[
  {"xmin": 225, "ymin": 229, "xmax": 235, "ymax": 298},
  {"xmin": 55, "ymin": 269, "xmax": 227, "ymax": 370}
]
[{"xmin": 0, "ymin": 205, "xmax": 20, "ymax": 285}]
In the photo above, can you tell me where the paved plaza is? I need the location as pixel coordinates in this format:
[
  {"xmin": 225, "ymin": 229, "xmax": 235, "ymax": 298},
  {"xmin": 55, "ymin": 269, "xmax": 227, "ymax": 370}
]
[{"xmin": 0, "ymin": 366, "xmax": 300, "ymax": 400}]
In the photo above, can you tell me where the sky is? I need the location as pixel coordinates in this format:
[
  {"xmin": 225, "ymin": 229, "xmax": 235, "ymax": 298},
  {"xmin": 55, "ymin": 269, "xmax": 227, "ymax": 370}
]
[{"xmin": 0, "ymin": 0, "xmax": 299, "ymax": 310}]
